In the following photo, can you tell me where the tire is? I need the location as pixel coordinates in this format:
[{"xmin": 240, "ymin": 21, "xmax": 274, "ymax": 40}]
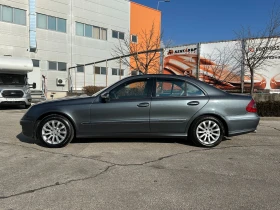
[
  {"xmin": 37, "ymin": 114, "xmax": 74, "ymax": 148},
  {"xmin": 189, "ymin": 116, "xmax": 225, "ymax": 148}
]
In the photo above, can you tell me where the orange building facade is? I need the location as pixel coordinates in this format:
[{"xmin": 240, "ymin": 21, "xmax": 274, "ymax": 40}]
[{"xmin": 130, "ymin": 2, "xmax": 162, "ymax": 74}]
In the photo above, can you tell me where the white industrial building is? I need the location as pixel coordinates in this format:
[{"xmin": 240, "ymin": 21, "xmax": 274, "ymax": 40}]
[{"xmin": 0, "ymin": 0, "xmax": 130, "ymax": 97}]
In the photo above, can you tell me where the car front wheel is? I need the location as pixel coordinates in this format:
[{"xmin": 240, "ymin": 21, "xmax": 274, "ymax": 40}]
[
  {"xmin": 37, "ymin": 114, "xmax": 74, "ymax": 148},
  {"xmin": 190, "ymin": 116, "xmax": 225, "ymax": 147}
]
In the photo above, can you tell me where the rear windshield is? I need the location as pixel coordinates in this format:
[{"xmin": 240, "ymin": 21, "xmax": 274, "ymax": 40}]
[{"xmin": 0, "ymin": 74, "xmax": 26, "ymax": 85}]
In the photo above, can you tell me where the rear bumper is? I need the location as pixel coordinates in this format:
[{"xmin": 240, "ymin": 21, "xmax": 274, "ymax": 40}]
[
  {"xmin": 227, "ymin": 115, "xmax": 260, "ymax": 137},
  {"xmin": 20, "ymin": 119, "xmax": 36, "ymax": 138}
]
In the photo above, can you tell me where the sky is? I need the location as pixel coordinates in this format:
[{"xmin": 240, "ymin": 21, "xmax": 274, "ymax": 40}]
[{"xmin": 132, "ymin": 0, "xmax": 278, "ymax": 46}]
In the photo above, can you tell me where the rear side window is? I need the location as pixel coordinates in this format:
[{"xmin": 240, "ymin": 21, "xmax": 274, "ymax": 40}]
[
  {"xmin": 186, "ymin": 83, "xmax": 205, "ymax": 96},
  {"xmin": 155, "ymin": 78, "xmax": 205, "ymax": 97},
  {"xmin": 156, "ymin": 79, "xmax": 186, "ymax": 97}
]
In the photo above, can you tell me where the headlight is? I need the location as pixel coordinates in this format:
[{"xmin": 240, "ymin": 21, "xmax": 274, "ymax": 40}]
[{"xmin": 25, "ymin": 89, "xmax": 31, "ymax": 94}]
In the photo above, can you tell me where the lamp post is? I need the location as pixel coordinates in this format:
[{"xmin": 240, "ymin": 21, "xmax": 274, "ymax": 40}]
[{"xmin": 157, "ymin": 0, "xmax": 170, "ymax": 10}]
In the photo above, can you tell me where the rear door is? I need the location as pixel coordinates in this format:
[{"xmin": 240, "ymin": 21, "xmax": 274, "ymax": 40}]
[{"xmin": 150, "ymin": 77, "xmax": 209, "ymax": 133}]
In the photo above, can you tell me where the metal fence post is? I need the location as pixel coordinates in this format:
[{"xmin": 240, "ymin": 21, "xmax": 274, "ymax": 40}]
[
  {"xmin": 93, "ymin": 63, "xmax": 96, "ymax": 87},
  {"xmin": 196, "ymin": 43, "xmax": 200, "ymax": 79},
  {"xmin": 106, "ymin": 60, "xmax": 108, "ymax": 87}
]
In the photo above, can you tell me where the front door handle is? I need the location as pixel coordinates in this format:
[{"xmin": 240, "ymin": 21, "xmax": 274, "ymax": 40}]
[
  {"xmin": 137, "ymin": 102, "xmax": 150, "ymax": 107},
  {"xmin": 187, "ymin": 101, "xmax": 199, "ymax": 106}
]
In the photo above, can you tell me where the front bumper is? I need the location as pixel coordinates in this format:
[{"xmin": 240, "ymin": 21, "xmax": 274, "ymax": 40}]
[
  {"xmin": 20, "ymin": 119, "xmax": 36, "ymax": 138},
  {"xmin": 0, "ymin": 97, "xmax": 32, "ymax": 106}
]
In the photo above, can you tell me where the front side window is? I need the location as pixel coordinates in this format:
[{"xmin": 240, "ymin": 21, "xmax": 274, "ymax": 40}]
[{"xmin": 109, "ymin": 79, "xmax": 149, "ymax": 100}]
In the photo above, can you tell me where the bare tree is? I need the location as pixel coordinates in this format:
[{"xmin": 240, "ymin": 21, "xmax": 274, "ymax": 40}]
[
  {"xmin": 201, "ymin": 46, "xmax": 241, "ymax": 90},
  {"xmin": 235, "ymin": 3, "xmax": 280, "ymax": 95},
  {"xmin": 112, "ymin": 22, "xmax": 165, "ymax": 74}
]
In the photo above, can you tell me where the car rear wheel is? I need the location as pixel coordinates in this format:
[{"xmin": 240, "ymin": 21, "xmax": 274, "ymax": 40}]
[
  {"xmin": 37, "ymin": 114, "xmax": 74, "ymax": 148},
  {"xmin": 190, "ymin": 116, "xmax": 224, "ymax": 147}
]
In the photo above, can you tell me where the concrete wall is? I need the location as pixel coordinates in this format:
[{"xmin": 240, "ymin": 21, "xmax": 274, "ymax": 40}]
[{"xmin": 253, "ymin": 93, "xmax": 280, "ymax": 102}]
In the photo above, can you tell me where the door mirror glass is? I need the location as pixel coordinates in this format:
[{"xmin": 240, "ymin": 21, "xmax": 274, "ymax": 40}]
[{"xmin": 32, "ymin": 82, "xmax": 36, "ymax": 89}]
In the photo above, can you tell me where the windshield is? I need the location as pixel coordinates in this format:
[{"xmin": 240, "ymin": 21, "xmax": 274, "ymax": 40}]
[{"xmin": 0, "ymin": 74, "xmax": 26, "ymax": 86}]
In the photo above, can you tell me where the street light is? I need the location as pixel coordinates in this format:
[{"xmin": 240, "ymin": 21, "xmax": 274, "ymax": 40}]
[{"xmin": 157, "ymin": 0, "xmax": 170, "ymax": 10}]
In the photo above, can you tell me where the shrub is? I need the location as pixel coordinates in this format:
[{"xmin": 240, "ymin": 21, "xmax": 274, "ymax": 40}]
[
  {"xmin": 82, "ymin": 86, "xmax": 105, "ymax": 96},
  {"xmin": 257, "ymin": 101, "xmax": 280, "ymax": 117}
]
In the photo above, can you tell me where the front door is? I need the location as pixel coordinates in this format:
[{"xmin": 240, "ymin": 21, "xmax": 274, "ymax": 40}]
[
  {"xmin": 90, "ymin": 78, "xmax": 152, "ymax": 134},
  {"xmin": 150, "ymin": 78, "xmax": 209, "ymax": 133}
]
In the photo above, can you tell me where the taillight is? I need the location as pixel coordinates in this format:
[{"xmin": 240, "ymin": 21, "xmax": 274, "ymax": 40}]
[{"xmin": 246, "ymin": 99, "xmax": 257, "ymax": 113}]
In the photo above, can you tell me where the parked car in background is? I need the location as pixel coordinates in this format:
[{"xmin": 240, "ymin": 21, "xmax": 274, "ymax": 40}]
[{"xmin": 20, "ymin": 74, "xmax": 260, "ymax": 148}]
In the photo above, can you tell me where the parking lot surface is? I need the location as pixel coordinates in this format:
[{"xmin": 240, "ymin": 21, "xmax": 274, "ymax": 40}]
[{"xmin": 0, "ymin": 108, "xmax": 280, "ymax": 210}]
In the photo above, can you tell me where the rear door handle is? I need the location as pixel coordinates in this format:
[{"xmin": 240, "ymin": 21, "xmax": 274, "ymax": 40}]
[
  {"xmin": 137, "ymin": 102, "xmax": 150, "ymax": 107},
  {"xmin": 187, "ymin": 101, "xmax": 199, "ymax": 106}
]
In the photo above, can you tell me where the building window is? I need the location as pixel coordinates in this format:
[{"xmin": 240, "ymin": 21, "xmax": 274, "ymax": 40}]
[
  {"xmin": 14, "ymin": 8, "xmax": 26, "ymax": 25},
  {"xmin": 85, "ymin": 24, "xmax": 92, "ymax": 37},
  {"xmin": 48, "ymin": 61, "xmax": 57, "ymax": 70},
  {"xmin": 112, "ymin": 68, "xmax": 124, "ymax": 76},
  {"xmin": 37, "ymin": 13, "xmax": 66, "ymax": 33},
  {"xmin": 76, "ymin": 22, "xmax": 107, "ymax": 41},
  {"xmin": 47, "ymin": 16, "xmax": 56, "ymax": 30},
  {"xmin": 57, "ymin": 18, "xmax": 66, "ymax": 32},
  {"xmin": 112, "ymin": 30, "xmax": 125, "ymax": 40},
  {"xmin": 95, "ymin": 66, "xmax": 107, "ymax": 75},
  {"xmin": 48, "ymin": 61, "xmax": 67, "ymax": 71},
  {"xmin": 101, "ymin": 28, "xmax": 107, "ymax": 40},
  {"xmin": 32, "ymin": 59, "xmax": 40, "ymax": 67},
  {"xmin": 93, "ymin": 26, "xmax": 100, "ymax": 39},
  {"xmin": 76, "ymin": 22, "xmax": 84, "ymax": 36},
  {"xmin": 0, "ymin": 5, "xmax": 26, "ymax": 25},
  {"xmin": 37, "ymin": 13, "xmax": 47, "ymax": 29},
  {"xmin": 77, "ymin": 65, "xmax": 84, "ymax": 73},
  {"xmin": 131, "ymin": 35, "xmax": 138, "ymax": 43},
  {"xmin": 58, "ymin": 62, "xmax": 67, "ymax": 71}
]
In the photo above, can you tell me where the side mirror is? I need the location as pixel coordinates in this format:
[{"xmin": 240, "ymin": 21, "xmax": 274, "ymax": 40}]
[
  {"xmin": 101, "ymin": 92, "xmax": 110, "ymax": 102},
  {"xmin": 32, "ymin": 82, "xmax": 36, "ymax": 89}
]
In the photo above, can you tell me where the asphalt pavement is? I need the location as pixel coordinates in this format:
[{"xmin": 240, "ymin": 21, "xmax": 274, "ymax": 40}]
[{"xmin": 0, "ymin": 108, "xmax": 279, "ymax": 210}]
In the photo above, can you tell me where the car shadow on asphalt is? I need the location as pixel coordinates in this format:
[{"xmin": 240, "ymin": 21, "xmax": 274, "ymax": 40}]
[
  {"xmin": 16, "ymin": 133, "xmax": 45, "ymax": 147},
  {"xmin": 17, "ymin": 132, "xmax": 232, "ymax": 148},
  {"xmin": 72, "ymin": 137, "xmax": 194, "ymax": 146},
  {"xmin": 16, "ymin": 132, "xmax": 194, "ymax": 147}
]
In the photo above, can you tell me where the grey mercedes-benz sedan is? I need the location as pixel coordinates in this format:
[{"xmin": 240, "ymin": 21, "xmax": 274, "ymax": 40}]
[{"xmin": 20, "ymin": 74, "xmax": 260, "ymax": 148}]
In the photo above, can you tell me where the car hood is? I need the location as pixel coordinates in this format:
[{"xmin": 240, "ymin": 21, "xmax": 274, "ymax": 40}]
[{"xmin": 34, "ymin": 94, "xmax": 94, "ymax": 105}]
